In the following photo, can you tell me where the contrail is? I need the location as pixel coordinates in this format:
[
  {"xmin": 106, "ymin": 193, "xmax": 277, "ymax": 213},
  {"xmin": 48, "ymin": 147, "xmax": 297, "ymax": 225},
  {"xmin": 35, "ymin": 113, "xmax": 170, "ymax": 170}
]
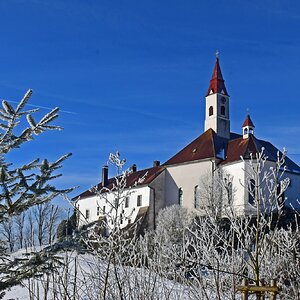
[{"xmin": 2, "ymin": 100, "xmax": 77, "ymax": 115}]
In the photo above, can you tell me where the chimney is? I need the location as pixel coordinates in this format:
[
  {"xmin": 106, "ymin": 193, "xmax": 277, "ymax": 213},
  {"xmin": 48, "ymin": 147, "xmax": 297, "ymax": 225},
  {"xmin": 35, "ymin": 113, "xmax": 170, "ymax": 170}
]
[
  {"xmin": 102, "ymin": 165, "xmax": 108, "ymax": 187},
  {"xmin": 153, "ymin": 160, "xmax": 160, "ymax": 167},
  {"xmin": 131, "ymin": 164, "xmax": 137, "ymax": 172}
]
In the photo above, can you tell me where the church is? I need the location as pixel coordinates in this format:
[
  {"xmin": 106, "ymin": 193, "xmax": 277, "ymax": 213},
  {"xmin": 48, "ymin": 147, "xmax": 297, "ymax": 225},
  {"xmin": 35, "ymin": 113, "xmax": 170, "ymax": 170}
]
[{"xmin": 75, "ymin": 56, "xmax": 300, "ymax": 230}]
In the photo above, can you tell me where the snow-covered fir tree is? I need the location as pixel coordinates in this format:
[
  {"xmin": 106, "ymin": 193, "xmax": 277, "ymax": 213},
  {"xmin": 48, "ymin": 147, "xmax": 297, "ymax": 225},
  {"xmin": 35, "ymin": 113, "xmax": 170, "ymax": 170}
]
[{"xmin": 0, "ymin": 89, "xmax": 72, "ymax": 292}]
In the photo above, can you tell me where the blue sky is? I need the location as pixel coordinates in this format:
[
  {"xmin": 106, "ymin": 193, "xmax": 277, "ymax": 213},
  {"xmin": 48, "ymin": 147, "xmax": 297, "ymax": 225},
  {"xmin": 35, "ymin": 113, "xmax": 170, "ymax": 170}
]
[{"xmin": 1, "ymin": 0, "xmax": 300, "ymax": 206}]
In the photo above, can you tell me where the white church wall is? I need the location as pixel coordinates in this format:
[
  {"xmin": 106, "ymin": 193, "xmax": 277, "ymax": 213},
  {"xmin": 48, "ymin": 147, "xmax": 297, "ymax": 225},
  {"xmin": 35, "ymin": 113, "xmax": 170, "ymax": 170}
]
[
  {"xmin": 221, "ymin": 161, "xmax": 247, "ymax": 214},
  {"xmin": 148, "ymin": 171, "xmax": 166, "ymax": 230},
  {"xmin": 259, "ymin": 160, "xmax": 300, "ymax": 210},
  {"xmin": 165, "ymin": 160, "xmax": 212, "ymax": 210},
  {"xmin": 222, "ymin": 159, "xmax": 300, "ymax": 214}
]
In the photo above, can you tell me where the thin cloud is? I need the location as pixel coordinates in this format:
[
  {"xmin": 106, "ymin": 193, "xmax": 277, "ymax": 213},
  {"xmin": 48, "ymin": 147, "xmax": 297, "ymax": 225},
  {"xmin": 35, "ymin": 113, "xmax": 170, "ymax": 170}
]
[{"xmin": 4, "ymin": 100, "xmax": 77, "ymax": 115}]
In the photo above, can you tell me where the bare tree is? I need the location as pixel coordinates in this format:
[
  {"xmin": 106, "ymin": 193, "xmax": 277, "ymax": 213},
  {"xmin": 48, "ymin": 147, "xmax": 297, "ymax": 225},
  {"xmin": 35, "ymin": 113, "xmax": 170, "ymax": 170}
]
[
  {"xmin": 46, "ymin": 204, "xmax": 61, "ymax": 245},
  {"xmin": 33, "ymin": 203, "xmax": 51, "ymax": 247},
  {"xmin": 25, "ymin": 210, "xmax": 36, "ymax": 249},
  {"xmin": 1, "ymin": 217, "xmax": 16, "ymax": 252},
  {"xmin": 15, "ymin": 212, "xmax": 26, "ymax": 249}
]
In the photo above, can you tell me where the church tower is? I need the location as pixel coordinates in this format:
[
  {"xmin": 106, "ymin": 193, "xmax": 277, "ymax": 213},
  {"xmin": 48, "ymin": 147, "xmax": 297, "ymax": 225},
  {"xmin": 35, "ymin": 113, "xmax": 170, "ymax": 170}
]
[{"xmin": 204, "ymin": 54, "xmax": 230, "ymax": 139}]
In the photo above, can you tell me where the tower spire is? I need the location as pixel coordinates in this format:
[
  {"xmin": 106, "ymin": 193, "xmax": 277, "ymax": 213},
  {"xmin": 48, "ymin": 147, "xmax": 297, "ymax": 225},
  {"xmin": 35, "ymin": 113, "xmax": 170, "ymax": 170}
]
[{"xmin": 206, "ymin": 55, "xmax": 228, "ymax": 96}]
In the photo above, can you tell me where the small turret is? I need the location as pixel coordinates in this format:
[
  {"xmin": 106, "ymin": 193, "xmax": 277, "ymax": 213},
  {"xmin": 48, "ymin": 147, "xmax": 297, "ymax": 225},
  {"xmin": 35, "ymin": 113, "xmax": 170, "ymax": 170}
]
[{"xmin": 242, "ymin": 114, "xmax": 255, "ymax": 139}]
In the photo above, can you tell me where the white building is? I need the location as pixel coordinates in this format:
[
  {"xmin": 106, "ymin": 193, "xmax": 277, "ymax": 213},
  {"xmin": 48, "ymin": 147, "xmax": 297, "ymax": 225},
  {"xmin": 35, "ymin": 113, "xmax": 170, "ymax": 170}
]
[{"xmin": 75, "ymin": 56, "xmax": 300, "ymax": 231}]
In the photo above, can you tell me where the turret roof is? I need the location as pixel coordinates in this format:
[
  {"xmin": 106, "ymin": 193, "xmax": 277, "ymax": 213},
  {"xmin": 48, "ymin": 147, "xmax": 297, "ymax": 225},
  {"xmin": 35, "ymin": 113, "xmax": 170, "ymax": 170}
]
[{"xmin": 242, "ymin": 114, "xmax": 255, "ymax": 128}]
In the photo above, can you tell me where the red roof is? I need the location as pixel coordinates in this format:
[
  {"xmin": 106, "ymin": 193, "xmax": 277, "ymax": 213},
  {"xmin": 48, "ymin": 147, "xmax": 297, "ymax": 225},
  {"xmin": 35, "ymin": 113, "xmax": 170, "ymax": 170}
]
[
  {"xmin": 75, "ymin": 166, "xmax": 165, "ymax": 200},
  {"xmin": 242, "ymin": 114, "xmax": 255, "ymax": 128},
  {"xmin": 221, "ymin": 135, "xmax": 258, "ymax": 164},
  {"xmin": 164, "ymin": 128, "xmax": 300, "ymax": 173},
  {"xmin": 206, "ymin": 57, "xmax": 228, "ymax": 96},
  {"xmin": 164, "ymin": 129, "xmax": 228, "ymax": 165}
]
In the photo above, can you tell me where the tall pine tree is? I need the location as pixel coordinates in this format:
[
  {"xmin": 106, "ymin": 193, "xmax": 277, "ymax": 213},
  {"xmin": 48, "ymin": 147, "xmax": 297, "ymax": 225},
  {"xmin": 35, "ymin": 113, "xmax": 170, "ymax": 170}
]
[{"xmin": 0, "ymin": 89, "xmax": 72, "ymax": 292}]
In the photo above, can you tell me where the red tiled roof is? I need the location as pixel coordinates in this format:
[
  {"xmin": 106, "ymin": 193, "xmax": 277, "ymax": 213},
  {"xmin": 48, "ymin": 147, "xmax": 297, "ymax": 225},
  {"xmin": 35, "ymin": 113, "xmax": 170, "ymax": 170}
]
[
  {"xmin": 242, "ymin": 114, "xmax": 255, "ymax": 128},
  {"xmin": 74, "ymin": 166, "xmax": 165, "ymax": 200},
  {"xmin": 164, "ymin": 128, "xmax": 300, "ymax": 173},
  {"xmin": 221, "ymin": 135, "xmax": 300, "ymax": 173},
  {"xmin": 206, "ymin": 57, "xmax": 228, "ymax": 96},
  {"xmin": 221, "ymin": 135, "xmax": 258, "ymax": 164},
  {"xmin": 164, "ymin": 128, "xmax": 228, "ymax": 165}
]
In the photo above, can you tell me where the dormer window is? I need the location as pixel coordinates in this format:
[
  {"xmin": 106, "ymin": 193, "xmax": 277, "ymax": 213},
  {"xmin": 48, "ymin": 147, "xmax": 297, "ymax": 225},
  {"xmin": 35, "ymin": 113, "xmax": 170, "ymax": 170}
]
[{"xmin": 209, "ymin": 106, "xmax": 213, "ymax": 116}]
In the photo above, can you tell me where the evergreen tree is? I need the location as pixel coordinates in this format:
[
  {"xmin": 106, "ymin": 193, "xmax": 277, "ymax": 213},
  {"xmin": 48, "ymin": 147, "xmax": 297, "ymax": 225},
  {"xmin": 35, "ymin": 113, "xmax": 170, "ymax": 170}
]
[{"xmin": 0, "ymin": 89, "xmax": 72, "ymax": 292}]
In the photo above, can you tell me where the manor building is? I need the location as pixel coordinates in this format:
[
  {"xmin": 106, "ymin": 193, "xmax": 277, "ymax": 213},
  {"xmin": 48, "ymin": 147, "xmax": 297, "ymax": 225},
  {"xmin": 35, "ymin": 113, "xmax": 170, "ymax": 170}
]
[{"xmin": 75, "ymin": 56, "xmax": 300, "ymax": 230}]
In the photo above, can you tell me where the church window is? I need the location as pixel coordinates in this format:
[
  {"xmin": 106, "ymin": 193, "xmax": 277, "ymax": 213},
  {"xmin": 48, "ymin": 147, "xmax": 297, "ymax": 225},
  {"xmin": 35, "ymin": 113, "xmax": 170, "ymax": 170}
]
[
  {"xmin": 248, "ymin": 179, "xmax": 255, "ymax": 205},
  {"xmin": 221, "ymin": 105, "xmax": 225, "ymax": 116},
  {"xmin": 178, "ymin": 188, "xmax": 183, "ymax": 206},
  {"xmin": 103, "ymin": 206, "xmax": 106, "ymax": 214},
  {"xmin": 85, "ymin": 209, "xmax": 90, "ymax": 220},
  {"xmin": 194, "ymin": 185, "xmax": 200, "ymax": 209},
  {"xmin": 244, "ymin": 128, "xmax": 248, "ymax": 135},
  {"xmin": 137, "ymin": 195, "xmax": 142, "ymax": 206},
  {"xmin": 125, "ymin": 196, "xmax": 129, "ymax": 208},
  {"xmin": 209, "ymin": 106, "xmax": 213, "ymax": 116},
  {"xmin": 227, "ymin": 182, "xmax": 233, "ymax": 204},
  {"xmin": 97, "ymin": 206, "xmax": 100, "ymax": 216}
]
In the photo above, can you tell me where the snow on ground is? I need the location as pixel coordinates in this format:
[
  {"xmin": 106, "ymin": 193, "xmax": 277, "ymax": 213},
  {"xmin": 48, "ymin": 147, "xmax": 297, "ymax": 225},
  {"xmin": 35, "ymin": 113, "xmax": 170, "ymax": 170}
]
[{"xmin": 3, "ymin": 249, "xmax": 199, "ymax": 300}]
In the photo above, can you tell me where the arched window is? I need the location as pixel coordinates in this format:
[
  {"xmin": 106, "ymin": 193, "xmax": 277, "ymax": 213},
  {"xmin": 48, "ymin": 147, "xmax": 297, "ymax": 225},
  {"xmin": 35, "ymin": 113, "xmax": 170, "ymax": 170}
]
[
  {"xmin": 194, "ymin": 185, "xmax": 199, "ymax": 209},
  {"xmin": 248, "ymin": 179, "xmax": 255, "ymax": 205},
  {"xmin": 137, "ymin": 195, "xmax": 142, "ymax": 206},
  {"xmin": 226, "ymin": 182, "xmax": 233, "ymax": 204},
  {"xmin": 244, "ymin": 128, "xmax": 248, "ymax": 135},
  {"xmin": 209, "ymin": 106, "xmax": 213, "ymax": 116},
  {"xmin": 178, "ymin": 188, "xmax": 183, "ymax": 206},
  {"xmin": 221, "ymin": 105, "xmax": 225, "ymax": 116},
  {"xmin": 125, "ymin": 196, "xmax": 129, "ymax": 208}
]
